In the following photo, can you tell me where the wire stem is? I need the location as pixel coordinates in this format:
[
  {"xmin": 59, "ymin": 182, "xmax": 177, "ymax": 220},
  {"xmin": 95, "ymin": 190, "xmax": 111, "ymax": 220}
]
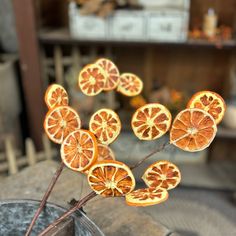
[
  {"xmin": 37, "ymin": 141, "xmax": 170, "ymax": 235},
  {"xmin": 25, "ymin": 161, "xmax": 64, "ymax": 236},
  {"xmin": 130, "ymin": 141, "xmax": 170, "ymax": 170},
  {"xmin": 38, "ymin": 191, "xmax": 97, "ymax": 236}
]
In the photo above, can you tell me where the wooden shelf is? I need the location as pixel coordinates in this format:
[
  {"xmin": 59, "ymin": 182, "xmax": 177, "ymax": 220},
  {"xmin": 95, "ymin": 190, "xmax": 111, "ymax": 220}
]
[{"xmin": 39, "ymin": 28, "xmax": 236, "ymax": 49}]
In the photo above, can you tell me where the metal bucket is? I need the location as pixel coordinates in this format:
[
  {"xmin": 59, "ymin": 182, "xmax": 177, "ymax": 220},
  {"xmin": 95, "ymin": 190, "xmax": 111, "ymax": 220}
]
[{"xmin": 0, "ymin": 200, "xmax": 104, "ymax": 236}]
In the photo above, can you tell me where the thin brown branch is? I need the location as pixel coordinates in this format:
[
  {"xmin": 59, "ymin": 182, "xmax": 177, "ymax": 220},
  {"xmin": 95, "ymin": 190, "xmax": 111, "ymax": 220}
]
[
  {"xmin": 25, "ymin": 161, "xmax": 64, "ymax": 236},
  {"xmin": 130, "ymin": 141, "xmax": 170, "ymax": 170},
  {"xmin": 38, "ymin": 191, "xmax": 97, "ymax": 236},
  {"xmin": 36, "ymin": 141, "xmax": 170, "ymax": 235}
]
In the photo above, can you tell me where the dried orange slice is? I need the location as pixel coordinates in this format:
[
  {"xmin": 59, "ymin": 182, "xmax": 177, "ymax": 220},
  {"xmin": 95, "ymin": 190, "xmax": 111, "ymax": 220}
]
[
  {"xmin": 170, "ymin": 108, "xmax": 217, "ymax": 152},
  {"xmin": 126, "ymin": 187, "xmax": 168, "ymax": 207},
  {"xmin": 117, "ymin": 73, "xmax": 143, "ymax": 97},
  {"xmin": 187, "ymin": 91, "xmax": 226, "ymax": 124},
  {"xmin": 97, "ymin": 144, "xmax": 115, "ymax": 161},
  {"xmin": 44, "ymin": 106, "xmax": 81, "ymax": 144},
  {"xmin": 95, "ymin": 58, "xmax": 120, "ymax": 91},
  {"xmin": 87, "ymin": 160, "xmax": 135, "ymax": 197},
  {"xmin": 131, "ymin": 103, "xmax": 172, "ymax": 140},
  {"xmin": 61, "ymin": 129, "xmax": 98, "ymax": 172},
  {"xmin": 78, "ymin": 64, "xmax": 106, "ymax": 96},
  {"xmin": 82, "ymin": 144, "xmax": 116, "ymax": 175},
  {"xmin": 89, "ymin": 108, "xmax": 121, "ymax": 145},
  {"xmin": 142, "ymin": 161, "xmax": 181, "ymax": 190},
  {"xmin": 44, "ymin": 84, "xmax": 69, "ymax": 109}
]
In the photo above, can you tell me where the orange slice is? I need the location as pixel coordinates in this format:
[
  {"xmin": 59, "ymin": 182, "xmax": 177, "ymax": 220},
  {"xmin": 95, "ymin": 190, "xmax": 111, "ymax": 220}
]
[
  {"xmin": 44, "ymin": 84, "xmax": 69, "ymax": 109},
  {"xmin": 187, "ymin": 91, "xmax": 226, "ymax": 124},
  {"xmin": 82, "ymin": 144, "xmax": 116, "ymax": 175},
  {"xmin": 131, "ymin": 103, "xmax": 172, "ymax": 140},
  {"xmin": 170, "ymin": 108, "xmax": 217, "ymax": 152},
  {"xmin": 97, "ymin": 144, "xmax": 115, "ymax": 161},
  {"xmin": 117, "ymin": 73, "xmax": 143, "ymax": 97},
  {"xmin": 44, "ymin": 106, "xmax": 81, "ymax": 144},
  {"xmin": 89, "ymin": 108, "xmax": 121, "ymax": 145},
  {"xmin": 142, "ymin": 161, "xmax": 181, "ymax": 190},
  {"xmin": 95, "ymin": 58, "xmax": 120, "ymax": 91},
  {"xmin": 87, "ymin": 160, "xmax": 135, "ymax": 197},
  {"xmin": 61, "ymin": 129, "xmax": 98, "ymax": 172},
  {"xmin": 78, "ymin": 64, "xmax": 106, "ymax": 96},
  {"xmin": 126, "ymin": 187, "xmax": 168, "ymax": 207}
]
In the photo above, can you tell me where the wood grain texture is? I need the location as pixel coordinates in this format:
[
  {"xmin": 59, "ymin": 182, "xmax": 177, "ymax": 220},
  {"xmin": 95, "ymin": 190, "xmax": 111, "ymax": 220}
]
[
  {"xmin": 12, "ymin": 0, "xmax": 45, "ymax": 149},
  {"xmin": 114, "ymin": 45, "xmax": 232, "ymax": 97}
]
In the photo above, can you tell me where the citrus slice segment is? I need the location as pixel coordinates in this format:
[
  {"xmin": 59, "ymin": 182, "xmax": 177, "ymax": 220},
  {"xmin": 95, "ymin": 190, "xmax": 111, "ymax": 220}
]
[
  {"xmin": 187, "ymin": 91, "xmax": 226, "ymax": 124},
  {"xmin": 95, "ymin": 58, "xmax": 120, "ymax": 91},
  {"xmin": 142, "ymin": 161, "xmax": 181, "ymax": 190},
  {"xmin": 44, "ymin": 106, "xmax": 81, "ymax": 144},
  {"xmin": 78, "ymin": 64, "xmax": 106, "ymax": 96},
  {"xmin": 89, "ymin": 108, "xmax": 121, "ymax": 145},
  {"xmin": 87, "ymin": 160, "xmax": 135, "ymax": 197},
  {"xmin": 126, "ymin": 187, "xmax": 168, "ymax": 207},
  {"xmin": 97, "ymin": 144, "xmax": 115, "ymax": 161},
  {"xmin": 44, "ymin": 84, "xmax": 69, "ymax": 109},
  {"xmin": 131, "ymin": 103, "xmax": 172, "ymax": 140},
  {"xmin": 117, "ymin": 73, "xmax": 143, "ymax": 97},
  {"xmin": 82, "ymin": 144, "xmax": 116, "ymax": 175},
  {"xmin": 170, "ymin": 108, "xmax": 217, "ymax": 152},
  {"xmin": 61, "ymin": 129, "xmax": 98, "ymax": 172}
]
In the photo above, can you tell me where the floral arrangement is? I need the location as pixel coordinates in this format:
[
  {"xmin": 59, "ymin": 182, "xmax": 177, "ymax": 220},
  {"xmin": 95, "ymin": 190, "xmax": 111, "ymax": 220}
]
[{"xmin": 24, "ymin": 58, "xmax": 226, "ymax": 235}]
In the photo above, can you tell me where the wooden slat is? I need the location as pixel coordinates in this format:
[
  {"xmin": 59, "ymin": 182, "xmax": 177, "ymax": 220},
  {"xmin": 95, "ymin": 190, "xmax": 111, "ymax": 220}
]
[
  {"xmin": 0, "ymin": 150, "xmax": 21, "ymax": 162},
  {"xmin": 26, "ymin": 138, "xmax": 37, "ymax": 166},
  {"xmin": 0, "ymin": 148, "xmax": 57, "ymax": 173},
  {"xmin": 0, "ymin": 133, "xmax": 57, "ymax": 174},
  {"xmin": 0, "ymin": 158, "xmax": 28, "ymax": 172},
  {"xmin": 71, "ymin": 46, "xmax": 82, "ymax": 71},
  {"xmin": 54, "ymin": 45, "xmax": 64, "ymax": 85},
  {"xmin": 12, "ymin": 0, "xmax": 44, "ymax": 149},
  {"xmin": 42, "ymin": 134, "xmax": 53, "ymax": 160},
  {"xmin": 104, "ymin": 46, "xmax": 117, "ymax": 109},
  {"xmin": 144, "ymin": 46, "xmax": 154, "ymax": 97},
  {"xmin": 39, "ymin": 45, "xmax": 50, "ymax": 88},
  {"xmin": 5, "ymin": 137, "xmax": 18, "ymax": 175}
]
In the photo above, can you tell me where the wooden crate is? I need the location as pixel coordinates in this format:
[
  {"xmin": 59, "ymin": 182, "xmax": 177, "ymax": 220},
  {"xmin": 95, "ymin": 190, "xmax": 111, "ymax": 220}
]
[
  {"xmin": 147, "ymin": 10, "xmax": 189, "ymax": 42},
  {"xmin": 69, "ymin": 2, "xmax": 108, "ymax": 39},
  {"xmin": 138, "ymin": 0, "xmax": 190, "ymax": 10},
  {"xmin": 109, "ymin": 10, "xmax": 146, "ymax": 41}
]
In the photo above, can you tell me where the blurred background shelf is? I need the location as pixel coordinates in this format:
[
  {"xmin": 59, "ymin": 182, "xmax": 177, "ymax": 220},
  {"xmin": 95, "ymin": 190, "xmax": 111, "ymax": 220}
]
[
  {"xmin": 7, "ymin": 0, "xmax": 236, "ymax": 163},
  {"xmin": 39, "ymin": 28, "xmax": 236, "ymax": 48}
]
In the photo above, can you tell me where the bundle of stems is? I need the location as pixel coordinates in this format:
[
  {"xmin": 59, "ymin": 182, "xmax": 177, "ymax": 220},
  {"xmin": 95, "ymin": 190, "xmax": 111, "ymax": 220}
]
[{"xmin": 25, "ymin": 141, "xmax": 169, "ymax": 236}]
